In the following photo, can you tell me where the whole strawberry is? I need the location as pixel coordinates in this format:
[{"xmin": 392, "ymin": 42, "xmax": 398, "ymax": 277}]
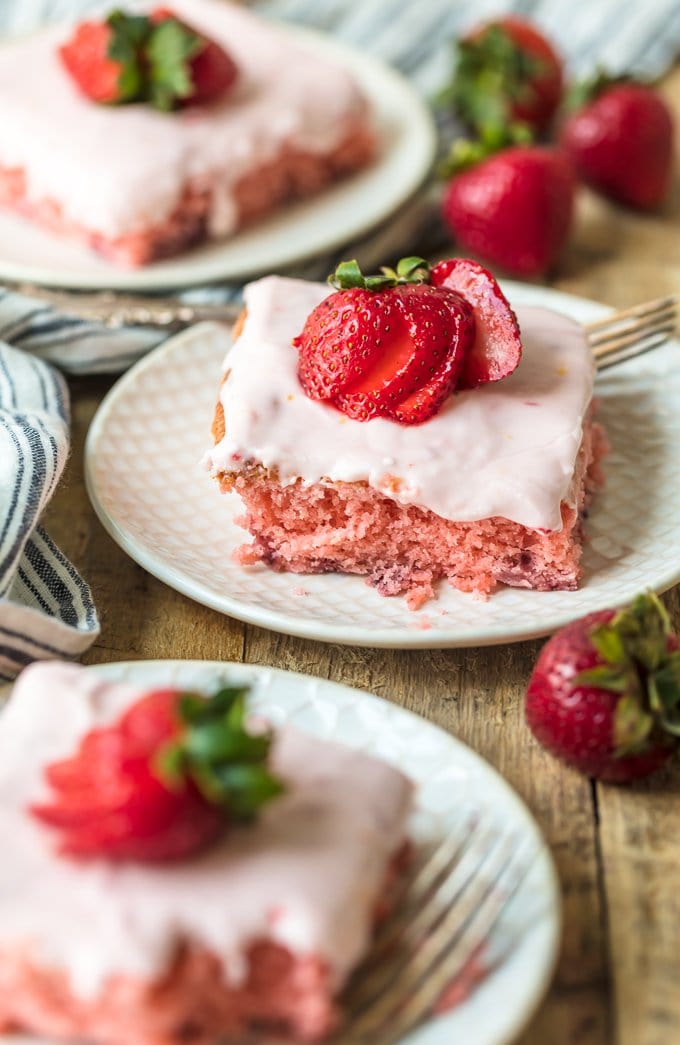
[
  {"xmin": 439, "ymin": 16, "xmax": 564, "ymax": 135},
  {"xmin": 31, "ymin": 685, "xmax": 284, "ymax": 862},
  {"xmin": 294, "ymin": 256, "xmax": 521, "ymax": 424},
  {"xmin": 560, "ymin": 77, "xmax": 674, "ymax": 209},
  {"xmin": 59, "ymin": 8, "xmax": 238, "ymax": 111},
  {"xmin": 441, "ymin": 143, "xmax": 575, "ymax": 278},
  {"xmin": 526, "ymin": 593, "xmax": 680, "ymax": 782}
]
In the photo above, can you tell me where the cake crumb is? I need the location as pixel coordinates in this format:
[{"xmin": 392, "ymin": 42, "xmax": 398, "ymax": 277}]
[{"xmin": 292, "ymin": 586, "xmax": 308, "ymax": 596}]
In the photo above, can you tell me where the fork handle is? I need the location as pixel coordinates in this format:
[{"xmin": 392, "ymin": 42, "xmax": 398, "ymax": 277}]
[{"xmin": 7, "ymin": 282, "xmax": 242, "ymax": 330}]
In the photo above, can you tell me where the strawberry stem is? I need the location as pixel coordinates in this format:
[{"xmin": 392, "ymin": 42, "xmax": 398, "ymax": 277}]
[
  {"xmin": 576, "ymin": 592, "xmax": 680, "ymax": 758},
  {"xmin": 436, "ymin": 24, "xmax": 546, "ymax": 133},
  {"xmin": 155, "ymin": 686, "xmax": 285, "ymax": 819},
  {"xmin": 438, "ymin": 122, "xmax": 533, "ymax": 180},
  {"xmin": 328, "ymin": 256, "xmax": 431, "ymax": 292}
]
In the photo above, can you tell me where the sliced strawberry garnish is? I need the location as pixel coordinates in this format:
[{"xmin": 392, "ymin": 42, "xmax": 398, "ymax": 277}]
[
  {"xmin": 296, "ymin": 258, "xmax": 479, "ymax": 426},
  {"xmin": 58, "ymin": 9, "xmax": 237, "ymax": 111},
  {"xmin": 31, "ymin": 686, "xmax": 283, "ymax": 864},
  {"xmin": 431, "ymin": 258, "xmax": 522, "ymax": 389},
  {"xmin": 295, "ymin": 288, "xmax": 389, "ymax": 402},
  {"xmin": 59, "ymin": 20, "xmax": 133, "ymax": 104}
]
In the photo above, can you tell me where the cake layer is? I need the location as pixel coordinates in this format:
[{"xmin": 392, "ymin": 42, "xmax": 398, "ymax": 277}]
[
  {"xmin": 0, "ymin": 0, "xmax": 372, "ymax": 240},
  {"xmin": 228, "ymin": 413, "xmax": 607, "ymax": 606},
  {"xmin": 0, "ymin": 663, "xmax": 412, "ymax": 1001},
  {"xmin": 206, "ymin": 277, "xmax": 596, "ymax": 532}
]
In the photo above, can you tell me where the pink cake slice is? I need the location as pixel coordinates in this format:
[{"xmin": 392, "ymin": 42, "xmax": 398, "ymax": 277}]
[
  {"xmin": 0, "ymin": 0, "xmax": 374, "ymax": 266},
  {"xmin": 0, "ymin": 662, "xmax": 412, "ymax": 1043},
  {"xmin": 205, "ymin": 276, "xmax": 607, "ymax": 608}
]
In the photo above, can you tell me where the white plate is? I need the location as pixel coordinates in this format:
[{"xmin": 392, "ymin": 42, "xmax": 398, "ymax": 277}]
[
  {"xmin": 0, "ymin": 26, "xmax": 436, "ymax": 291},
  {"xmin": 4, "ymin": 659, "xmax": 560, "ymax": 1045},
  {"xmin": 84, "ymin": 282, "xmax": 680, "ymax": 649}
]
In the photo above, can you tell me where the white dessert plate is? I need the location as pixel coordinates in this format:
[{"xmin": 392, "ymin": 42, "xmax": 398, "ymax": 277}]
[
  {"xmin": 0, "ymin": 26, "xmax": 436, "ymax": 291},
  {"xmin": 84, "ymin": 281, "xmax": 680, "ymax": 649},
  {"xmin": 5, "ymin": 659, "xmax": 560, "ymax": 1045}
]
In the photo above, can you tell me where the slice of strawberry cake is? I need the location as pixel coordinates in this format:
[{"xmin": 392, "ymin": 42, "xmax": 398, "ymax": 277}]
[
  {"xmin": 0, "ymin": 0, "xmax": 375, "ymax": 266},
  {"xmin": 205, "ymin": 257, "xmax": 607, "ymax": 607},
  {"xmin": 0, "ymin": 661, "xmax": 412, "ymax": 1043}
]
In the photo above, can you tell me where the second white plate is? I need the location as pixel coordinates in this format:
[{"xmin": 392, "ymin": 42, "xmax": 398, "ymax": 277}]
[
  {"xmin": 84, "ymin": 282, "xmax": 680, "ymax": 648},
  {"xmin": 0, "ymin": 26, "xmax": 436, "ymax": 291},
  {"xmin": 4, "ymin": 659, "xmax": 561, "ymax": 1045}
]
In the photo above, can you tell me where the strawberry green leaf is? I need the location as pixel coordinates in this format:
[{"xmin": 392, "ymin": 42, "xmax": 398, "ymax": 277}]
[
  {"xmin": 155, "ymin": 686, "xmax": 284, "ymax": 820},
  {"xmin": 146, "ymin": 17, "xmax": 202, "ymax": 112},
  {"xmin": 436, "ymin": 26, "xmax": 545, "ymax": 134},
  {"xmin": 329, "ymin": 257, "xmax": 432, "ymax": 292},
  {"xmin": 614, "ymin": 695, "xmax": 654, "ymax": 756},
  {"xmin": 106, "ymin": 10, "xmax": 150, "ymax": 102},
  {"xmin": 588, "ymin": 623, "xmax": 627, "ymax": 667},
  {"xmin": 575, "ymin": 665, "xmax": 630, "ymax": 693}
]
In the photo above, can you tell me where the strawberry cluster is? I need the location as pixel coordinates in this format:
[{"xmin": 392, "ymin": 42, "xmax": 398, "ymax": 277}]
[
  {"xmin": 437, "ymin": 18, "xmax": 674, "ymax": 277},
  {"xmin": 31, "ymin": 685, "xmax": 284, "ymax": 862},
  {"xmin": 294, "ymin": 256, "xmax": 522, "ymax": 425},
  {"xmin": 59, "ymin": 7, "xmax": 238, "ymax": 110}
]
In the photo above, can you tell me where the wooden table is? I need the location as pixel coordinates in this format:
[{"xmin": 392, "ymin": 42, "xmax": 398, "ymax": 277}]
[{"xmin": 43, "ymin": 66, "xmax": 680, "ymax": 1045}]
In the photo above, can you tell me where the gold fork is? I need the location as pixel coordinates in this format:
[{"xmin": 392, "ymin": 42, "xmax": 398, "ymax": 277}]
[
  {"xmin": 586, "ymin": 293, "xmax": 678, "ymax": 369},
  {"xmin": 4, "ymin": 281, "xmax": 678, "ymax": 370},
  {"xmin": 331, "ymin": 818, "xmax": 540, "ymax": 1044}
]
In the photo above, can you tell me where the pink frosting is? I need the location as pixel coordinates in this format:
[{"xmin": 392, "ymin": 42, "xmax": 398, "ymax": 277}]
[
  {"xmin": 0, "ymin": 0, "xmax": 369, "ymax": 236},
  {"xmin": 0, "ymin": 662, "xmax": 412, "ymax": 996},
  {"xmin": 206, "ymin": 276, "xmax": 596, "ymax": 531}
]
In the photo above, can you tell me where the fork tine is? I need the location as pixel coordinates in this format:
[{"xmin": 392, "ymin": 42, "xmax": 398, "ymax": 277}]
[
  {"xmin": 585, "ymin": 294, "xmax": 678, "ymax": 334},
  {"xmin": 342, "ymin": 830, "xmax": 533, "ymax": 1041},
  {"xmin": 349, "ymin": 819, "xmax": 501, "ymax": 1001},
  {"xmin": 590, "ymin": 310, "xmax": 677, "ymax": 352},
  {"xmin": 595, "ymin": 329, "xmax": 676, "ymax": 370},
  {"xmin": 589, "ymin": 310, "xmax": 677, "ymax": 352},
  {"xmin": 357, "ymin": 846, "xmax": 535, "ymax": 1045}
]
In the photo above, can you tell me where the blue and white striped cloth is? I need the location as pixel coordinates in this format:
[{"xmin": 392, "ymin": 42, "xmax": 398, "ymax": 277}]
[
  {"xmin": 0, "ymin": 344, "xmax": 98, "ymax": 679},
  {"xmin": 0, "ymin": 0, "xmax": 678, "ymax": 677}
]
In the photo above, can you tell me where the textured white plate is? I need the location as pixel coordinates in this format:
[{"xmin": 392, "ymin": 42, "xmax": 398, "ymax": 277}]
[
  {"xmin": 0, "ymin": 26, "xmax": 435, "ymax": 291},
  {"xmin": 6, "ymin": 659, "xmax": 560, "ymax": 1045},
  {"xmin": 85, "ymin": 282, "xmax": 680, "ymax": 649}
]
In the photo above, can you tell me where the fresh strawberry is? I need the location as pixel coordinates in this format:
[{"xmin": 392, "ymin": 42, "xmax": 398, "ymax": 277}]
[
  {"xmin": 525, "ymin": 593, "xmax": 680, "ymax": 782},
  {"xmin": 441, "ymin": 144, "xmax": 575, "ymax": 278},
  {"xmin": 560, "ymin": 77, "xmax": 674, "ymax": 210},
  {"xmin": 59, "ymin": 17, "xmax": 143, "ymax": 104},
  {"xmin": 439, "ymin": 16, "xmax": 564, "ymax": 135},
  {"xmin": 31, "ymin": 686, "xmax": 284, "ymax": 862},
  {"xmin": 150, "ymin": 8, "xmax": 238, "ymax": 106},
  {"xmin": 431, "ymin": 258, "xmax": 521, "ymax": 388},
  {"xmin": 58, "ymin": 8, "xmax": 237, "ymax": 111},
  {"xmin": 295, "ymin": 257, "xmax": 476, "ymax": 425}
]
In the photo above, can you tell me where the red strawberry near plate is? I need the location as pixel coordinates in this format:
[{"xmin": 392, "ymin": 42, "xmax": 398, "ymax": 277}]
[
  {"xmin": 31, "ymin": 685, "xmax": 284, "ymax": 862},
  {"xmin": 525, "ymin": 592, "xmax": 680, "ymax": 782},
  {"xmin": 295, "ymin": 256, "xmax": 521, "ymax": 424},
  {"xmin": 440, "ymin": 140, "xmax": 575, "ymax": 278},
  {"xmin": 560, "ymin": 76, "xmax": 674, "ymax": 210},
  {"xmin": 59, "ymin": 7, "xmax": 238, "ymax": 110},
  {"xmin": 439, "ymin": 16, "xmax": 564, "ymax": 135}
]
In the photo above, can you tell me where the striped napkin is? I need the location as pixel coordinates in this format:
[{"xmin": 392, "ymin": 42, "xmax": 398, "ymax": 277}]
[
  {"xmin": 0, "ymin": 0, "xmax": 678, "ymax": 677},
  {"xmin": 0, "ymin": 344, "xmax": 98, "ymax": 679}
]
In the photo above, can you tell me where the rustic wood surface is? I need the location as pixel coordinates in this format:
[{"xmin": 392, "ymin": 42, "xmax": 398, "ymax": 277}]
[{"xmin": 41, "ymin": 65, "xmax": 680, "ymax": 1045}]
